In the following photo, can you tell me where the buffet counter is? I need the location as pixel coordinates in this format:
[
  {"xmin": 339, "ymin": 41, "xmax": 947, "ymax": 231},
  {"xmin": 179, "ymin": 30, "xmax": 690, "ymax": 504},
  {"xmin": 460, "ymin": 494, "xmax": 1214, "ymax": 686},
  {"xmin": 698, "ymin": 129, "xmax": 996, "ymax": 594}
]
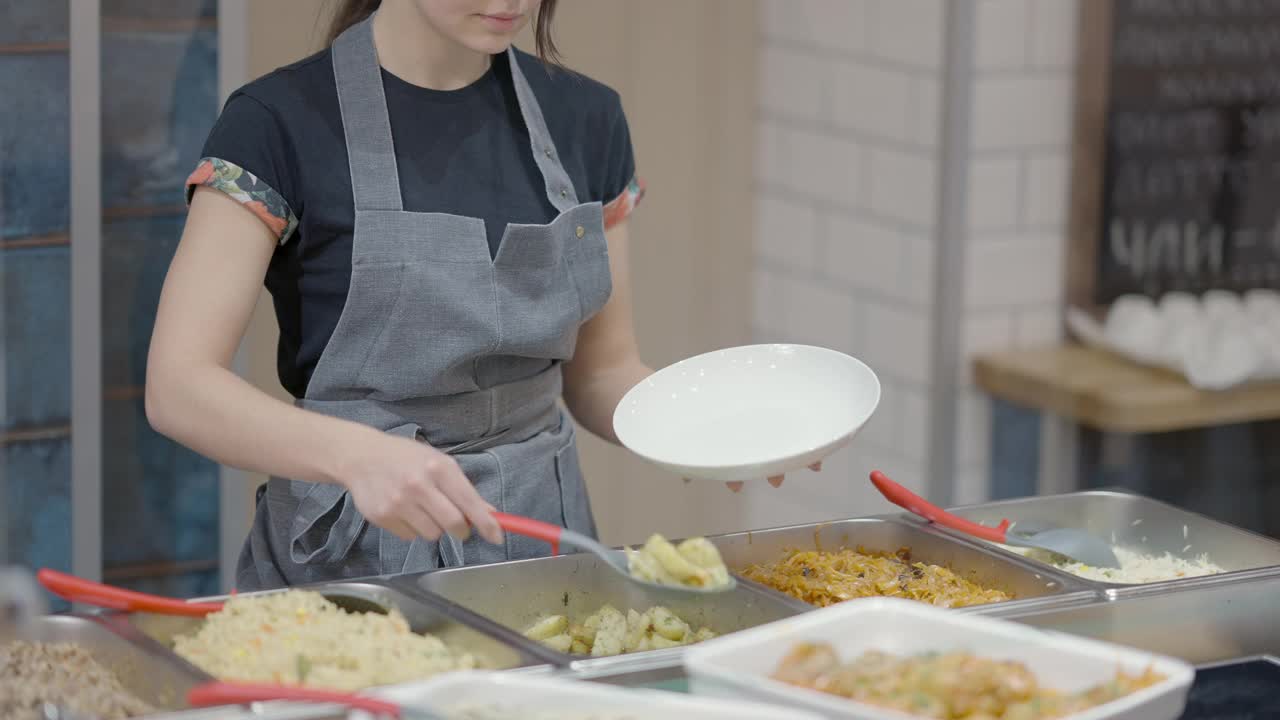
[{"xmin": 8, "ymin": 488, "xmax": 1280, "ymax": 719}]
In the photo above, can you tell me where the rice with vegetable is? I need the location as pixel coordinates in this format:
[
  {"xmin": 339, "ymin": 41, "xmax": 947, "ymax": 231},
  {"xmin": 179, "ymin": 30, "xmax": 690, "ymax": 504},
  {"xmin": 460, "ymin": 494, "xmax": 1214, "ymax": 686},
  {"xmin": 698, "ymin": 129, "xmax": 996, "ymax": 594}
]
[
  {"xmin": 1006, "ymin": 546, "xmax": 1225, "ymax": 584},
  {"xmin": 172, "ymin": 590, "xmax": 475, "ymax": 692}
]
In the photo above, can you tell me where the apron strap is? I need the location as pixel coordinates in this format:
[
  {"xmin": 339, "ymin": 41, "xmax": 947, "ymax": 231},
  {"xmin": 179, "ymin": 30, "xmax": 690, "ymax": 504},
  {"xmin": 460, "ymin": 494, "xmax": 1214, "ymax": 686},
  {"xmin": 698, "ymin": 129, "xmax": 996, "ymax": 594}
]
[
  {"xmin": 332, "ymin": 13, "xmax": 582, "ymax": 216},
  {"xmin": 506, "ymin": 47, "xmax": 581, "ymax": 214},
  {"xmin": 332, "ymin": 16, "xmax": 404, "ymax": 212}
]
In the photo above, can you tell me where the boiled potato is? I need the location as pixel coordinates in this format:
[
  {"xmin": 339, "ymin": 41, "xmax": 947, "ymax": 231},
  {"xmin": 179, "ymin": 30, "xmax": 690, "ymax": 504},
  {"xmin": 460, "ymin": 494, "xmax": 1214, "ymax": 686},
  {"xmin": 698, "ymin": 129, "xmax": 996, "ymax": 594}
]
[
  {"xmin": 649, "ymin": 606, "xmax": 690, "ymax": 642},
  {"xmin": 625, "ymin": 533, "xmax": 732, "ymax": 590},
  {"xmin": 541, "ymin": 633, "xmax": 573, "ymax": 653},
  {"xmin": 589, "ymin": 605, "xmax": 627, "ymax": 657},
  {"xmin": 648, "ymin": 634, "xmax": 684, "ymax": 650},
  {"xmin": 526, "ymin": 604, "xmax": 716, "ymax": 657},
  {"xmin": 523, "ymin": 614, "xmax": 568, "ymax": 641},
  {"xmin": 678, "ymin": 537, "xmax": 733, "ymax": 587}
]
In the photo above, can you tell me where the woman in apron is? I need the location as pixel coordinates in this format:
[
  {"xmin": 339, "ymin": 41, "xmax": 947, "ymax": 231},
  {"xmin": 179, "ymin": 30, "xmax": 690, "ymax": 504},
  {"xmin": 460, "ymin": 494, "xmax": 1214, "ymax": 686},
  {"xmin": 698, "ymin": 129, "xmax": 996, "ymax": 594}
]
[{"xmin": 148, "ymin": 0, "xmax": 794, "ymax": 591}]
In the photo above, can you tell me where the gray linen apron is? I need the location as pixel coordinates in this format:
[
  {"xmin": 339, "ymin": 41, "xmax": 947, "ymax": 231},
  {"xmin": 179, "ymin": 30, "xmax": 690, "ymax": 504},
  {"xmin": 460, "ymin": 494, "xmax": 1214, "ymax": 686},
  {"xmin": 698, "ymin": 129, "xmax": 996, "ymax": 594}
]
[{"xmin": 236, "ymin": 16, "xmax": 611, "ymax": 591}]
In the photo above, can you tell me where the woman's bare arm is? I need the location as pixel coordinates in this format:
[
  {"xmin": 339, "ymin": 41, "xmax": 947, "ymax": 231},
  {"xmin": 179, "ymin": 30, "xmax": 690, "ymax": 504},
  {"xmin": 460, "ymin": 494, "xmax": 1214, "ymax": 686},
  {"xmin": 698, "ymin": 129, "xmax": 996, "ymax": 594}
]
[
  {"xmin": 146, "ymin": 188, "xmax": 502, "ymax": 543},
  {"xmin": 562, "ymin": 220, "xmax": 653, "ymax": 444}
]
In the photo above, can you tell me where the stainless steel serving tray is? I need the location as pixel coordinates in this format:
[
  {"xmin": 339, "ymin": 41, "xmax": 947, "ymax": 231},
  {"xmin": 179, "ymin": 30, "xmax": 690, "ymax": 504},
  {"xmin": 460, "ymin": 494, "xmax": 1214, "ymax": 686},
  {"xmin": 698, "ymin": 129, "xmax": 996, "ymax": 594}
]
[
  {"xmin": 390, "ymin": 552, "xmax": 811, "ymax": 673},
  {"xmin": 5, "ymin": 614, "xmax": 205, "ymax": 713},
  {"xmin": 106, "ymin": 579, "xmax": 555, "ymax": 682},
  {"xmin": 702, "ymin": 516, "xmax": 1097, "ymax": 615},
  {"xmin": 931, "ymin": 490, "xmax": 1280, "ymax": 598},
  {"xmin": 1000, "ymin": 571, "xmax": 1280, "ymax": 665}
]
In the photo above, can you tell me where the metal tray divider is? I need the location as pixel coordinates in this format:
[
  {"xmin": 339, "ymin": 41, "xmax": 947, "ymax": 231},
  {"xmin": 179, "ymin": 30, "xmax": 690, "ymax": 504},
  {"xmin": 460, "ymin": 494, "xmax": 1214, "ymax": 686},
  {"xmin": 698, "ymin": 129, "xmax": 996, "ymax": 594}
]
[
  {"xmin": 382, "ymin": 572, "xmax": 570, "ymax": 668},
  {"xmin": 91, "ymin": 609, "xmax": 218, "ymax": 684}
]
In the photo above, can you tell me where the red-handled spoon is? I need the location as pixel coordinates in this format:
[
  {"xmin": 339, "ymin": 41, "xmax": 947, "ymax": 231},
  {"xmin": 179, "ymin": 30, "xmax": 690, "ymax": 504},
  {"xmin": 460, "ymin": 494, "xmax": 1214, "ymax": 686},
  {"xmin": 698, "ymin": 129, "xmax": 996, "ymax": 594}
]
[
  {"xmin": 188, "ymin": 681, "xmax": 443, "ymax": 719},
  {"xmin": 37, "ymin": 569, "xmax": 223, "ymax": 616},
  {"xmin": 869, "ymin": 471, "xmax": 1120, "ymax": 568},
  {"xmin": 491, "ymin": 512, "xmax": 737, "ymax": 594}
]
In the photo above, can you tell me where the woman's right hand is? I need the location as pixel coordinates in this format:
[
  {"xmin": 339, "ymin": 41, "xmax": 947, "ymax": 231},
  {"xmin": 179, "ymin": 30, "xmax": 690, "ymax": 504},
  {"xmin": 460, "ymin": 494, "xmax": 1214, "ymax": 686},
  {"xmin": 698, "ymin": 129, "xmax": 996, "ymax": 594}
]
[{"xmin": 336, "ymin": 428, "xmax": 504, "ymax": 545}]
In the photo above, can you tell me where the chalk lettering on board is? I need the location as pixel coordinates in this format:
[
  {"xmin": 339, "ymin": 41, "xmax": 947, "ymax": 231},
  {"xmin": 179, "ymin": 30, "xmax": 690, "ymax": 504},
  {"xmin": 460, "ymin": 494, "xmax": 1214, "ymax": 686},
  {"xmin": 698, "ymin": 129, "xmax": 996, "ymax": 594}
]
[
  {"xmin": 1109, "ymin": 219, "xmax": 1226, "ymax": 282},
  {"xmin": 1130, "ymin": 1, "xmax": 1280, "ymax": 20},
  {"xmin": 1095, "ymin": 0, "xmax": 1280, "ymax": 300},
  {"xmin": 1111, "ymin": 109, "xmax": 1222, "ymax": 150}
]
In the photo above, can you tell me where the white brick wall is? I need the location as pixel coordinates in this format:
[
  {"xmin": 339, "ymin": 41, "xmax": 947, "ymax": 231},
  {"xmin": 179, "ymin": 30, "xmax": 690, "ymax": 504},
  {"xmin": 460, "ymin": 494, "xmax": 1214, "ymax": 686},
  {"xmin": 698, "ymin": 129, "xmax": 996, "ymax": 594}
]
[
  {"xmin": 754, "ymin": 0, "xmax": 1079, "ymax": 516},
  {"xmin": 954, "ymin": 0, "xmax": 1079, "ymax": 498},
  {"xmin": 751, "ymin": 0, "xmax": 944, "ymax": 521}
]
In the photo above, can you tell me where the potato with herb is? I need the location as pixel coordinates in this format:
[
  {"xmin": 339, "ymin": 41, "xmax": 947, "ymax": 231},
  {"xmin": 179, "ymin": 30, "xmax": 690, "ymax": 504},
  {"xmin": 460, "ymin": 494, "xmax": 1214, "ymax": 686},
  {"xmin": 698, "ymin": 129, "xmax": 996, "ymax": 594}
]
[
  {"xmin": 624, "ymin": 534, "xmax": 732, "ymax": 590},
  {"xmin": 522, "ymin": 604, "xmax": 715, "ymax": 657}
]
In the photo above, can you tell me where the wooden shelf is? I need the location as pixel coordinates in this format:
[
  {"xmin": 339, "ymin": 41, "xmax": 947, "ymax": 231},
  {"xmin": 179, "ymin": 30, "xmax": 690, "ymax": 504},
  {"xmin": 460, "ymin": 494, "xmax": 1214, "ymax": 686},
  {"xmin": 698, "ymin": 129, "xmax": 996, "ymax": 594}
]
[{"xmin": 974, "ymin": 344, "xmax": 1280, "ymax": 434}]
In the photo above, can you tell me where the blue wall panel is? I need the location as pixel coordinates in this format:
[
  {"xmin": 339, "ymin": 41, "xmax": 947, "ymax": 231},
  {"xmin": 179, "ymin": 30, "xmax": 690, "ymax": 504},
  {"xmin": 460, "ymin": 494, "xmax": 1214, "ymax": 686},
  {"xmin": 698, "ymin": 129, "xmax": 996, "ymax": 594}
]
[
  {"xmin": 101, "ymin": 28, "xmax": 217, "ymax": 211},
  {"xmin": 0, "ymin": 1, "xmax": 69, "ymax": 45},
  {"xmin": 3, "ymin": 246, "xmax": 71, "ymax": 430},
  {"xmin": 0, "ymin": 53, "xmax": 70, "ymax": 239}
]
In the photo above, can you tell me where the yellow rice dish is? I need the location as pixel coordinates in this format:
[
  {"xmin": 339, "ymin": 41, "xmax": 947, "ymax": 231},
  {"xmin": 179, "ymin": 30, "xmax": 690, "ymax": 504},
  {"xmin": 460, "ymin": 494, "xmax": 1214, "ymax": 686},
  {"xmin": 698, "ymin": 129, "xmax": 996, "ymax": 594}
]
[
  {"xmin": 172, "ymin": 590, "xmax": 475, "ymax": 692},
  {"xmin": 625, "ymin": 534, "xmax": 732, "ymax": 590},
  {"xmin": 741, "ymin": 546, "xmax": 1012, "ymax": 608}
]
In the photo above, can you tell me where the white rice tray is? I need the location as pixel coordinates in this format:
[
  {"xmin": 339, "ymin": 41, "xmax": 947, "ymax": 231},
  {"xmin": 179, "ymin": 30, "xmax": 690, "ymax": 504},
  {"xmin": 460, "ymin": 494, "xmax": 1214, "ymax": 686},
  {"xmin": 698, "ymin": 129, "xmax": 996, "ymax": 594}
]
[
  {"xmin": 359, "ymin": 670, "xmax": 822, "ymax": 720},
  {"xmin": 684, "ymin": 597, "xmax": 1194, "ymax": 720}
]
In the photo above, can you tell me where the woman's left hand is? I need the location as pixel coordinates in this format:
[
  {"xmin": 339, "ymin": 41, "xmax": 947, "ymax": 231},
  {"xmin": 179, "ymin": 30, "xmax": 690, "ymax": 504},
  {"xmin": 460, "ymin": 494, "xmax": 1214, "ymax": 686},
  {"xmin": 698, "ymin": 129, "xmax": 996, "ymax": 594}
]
[{"xmin": 720, "ymin": 461, "xmax": 823, "ymax": 493}]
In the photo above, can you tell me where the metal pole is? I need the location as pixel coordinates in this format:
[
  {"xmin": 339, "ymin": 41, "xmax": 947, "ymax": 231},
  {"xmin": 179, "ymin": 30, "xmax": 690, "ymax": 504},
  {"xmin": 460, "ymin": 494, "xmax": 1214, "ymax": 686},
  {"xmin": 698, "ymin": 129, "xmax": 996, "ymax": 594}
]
[
  {"xmin": 927, "ymin": 0, "xmax": 977, "ymax": 508},
  {"xmin": 216, "ymin": 0, "xmax": 252, "ymax": 592},
  {"xmin": 70, "ymin": 0, "xmax": 104, "ymax": 582}
]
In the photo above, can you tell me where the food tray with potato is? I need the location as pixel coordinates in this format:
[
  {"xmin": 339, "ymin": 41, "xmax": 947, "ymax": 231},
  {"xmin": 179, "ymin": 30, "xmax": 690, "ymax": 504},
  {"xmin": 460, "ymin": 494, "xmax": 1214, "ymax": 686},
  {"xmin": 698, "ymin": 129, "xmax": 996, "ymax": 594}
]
[
  {"xmin": 684, "ymin": 597, "xmax": 1196, "ymax": 720},
  {"xmin": 390, "ymin": 549, "xmax": 810, "ymax": 672},
  {"xmin": 705, "ymin": 517, "xmax": 1095, "ymax": 614}
]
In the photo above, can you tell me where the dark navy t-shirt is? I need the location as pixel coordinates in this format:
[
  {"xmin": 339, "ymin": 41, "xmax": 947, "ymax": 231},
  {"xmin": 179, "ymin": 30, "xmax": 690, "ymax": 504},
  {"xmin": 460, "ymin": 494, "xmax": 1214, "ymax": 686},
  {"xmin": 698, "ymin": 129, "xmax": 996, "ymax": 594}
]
[{"xmin": 188, "ymin": 48, "xmax": 641, "ymax": 398}]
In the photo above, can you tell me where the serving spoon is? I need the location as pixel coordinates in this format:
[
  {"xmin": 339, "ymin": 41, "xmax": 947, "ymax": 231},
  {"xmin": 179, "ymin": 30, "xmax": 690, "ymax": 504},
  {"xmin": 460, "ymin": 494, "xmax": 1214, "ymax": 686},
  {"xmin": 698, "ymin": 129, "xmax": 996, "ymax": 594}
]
[
  {"xmin": 37, "ymin": 514, "xmax": 731, "ymax": 616},
  {"xmin": 493, "ymin": 512, "xmax": 737, "ymax": 595},
  {"xmin": 870, "ymin": 471, "xmax": 1121, "ymax": 569}
]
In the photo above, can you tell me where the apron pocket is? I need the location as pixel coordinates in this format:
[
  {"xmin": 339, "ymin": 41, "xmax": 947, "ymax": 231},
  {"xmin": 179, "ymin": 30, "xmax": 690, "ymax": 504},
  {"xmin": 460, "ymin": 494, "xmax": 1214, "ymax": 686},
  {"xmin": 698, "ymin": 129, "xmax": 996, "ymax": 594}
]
[
  {"xmin": 288, "ymin": 482, "xmax": 366, "ymax": 565},
  {"xmin": 555, "ymin": 428, "xmax": 597, "ymax": 538},
  {"xmin": 288, "ymin": 422, "xmax": 421, "ymax": 567}
]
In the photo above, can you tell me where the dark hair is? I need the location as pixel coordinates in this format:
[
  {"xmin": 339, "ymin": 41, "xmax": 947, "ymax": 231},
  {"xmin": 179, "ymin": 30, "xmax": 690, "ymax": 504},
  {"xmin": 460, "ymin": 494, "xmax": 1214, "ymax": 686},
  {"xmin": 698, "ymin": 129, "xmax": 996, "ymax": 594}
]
[{"xmin": 326, "ymin": 0, "xmax": 561, "ymax": 64}]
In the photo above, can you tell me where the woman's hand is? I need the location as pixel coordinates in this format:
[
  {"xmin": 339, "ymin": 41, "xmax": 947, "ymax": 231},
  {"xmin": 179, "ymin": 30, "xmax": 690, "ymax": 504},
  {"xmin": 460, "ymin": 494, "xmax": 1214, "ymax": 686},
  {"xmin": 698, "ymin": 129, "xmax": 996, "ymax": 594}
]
[
  {"xmin": 337, "ymin": 427, "xmax": 505, "ymax": 545},
  {"xmin": 723, "ymin": 461, "xmax": 824, "ymax": 493}
]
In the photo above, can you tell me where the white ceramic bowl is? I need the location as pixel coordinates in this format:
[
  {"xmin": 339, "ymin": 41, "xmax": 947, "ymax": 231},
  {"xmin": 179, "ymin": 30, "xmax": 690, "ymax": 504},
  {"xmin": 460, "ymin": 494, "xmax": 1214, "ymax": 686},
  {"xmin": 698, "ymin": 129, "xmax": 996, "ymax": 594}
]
[{"xmin": 613, "ymin": 344, "xmax": 880, "ymax": 482}]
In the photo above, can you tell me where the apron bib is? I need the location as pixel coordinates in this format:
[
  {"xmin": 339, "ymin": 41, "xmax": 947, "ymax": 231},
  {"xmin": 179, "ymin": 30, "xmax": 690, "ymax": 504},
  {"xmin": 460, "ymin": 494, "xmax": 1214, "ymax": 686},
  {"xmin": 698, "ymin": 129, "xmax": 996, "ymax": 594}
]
[{"xmin": 236, "ymin": 15, "xmax": 611, "ymax": 590}]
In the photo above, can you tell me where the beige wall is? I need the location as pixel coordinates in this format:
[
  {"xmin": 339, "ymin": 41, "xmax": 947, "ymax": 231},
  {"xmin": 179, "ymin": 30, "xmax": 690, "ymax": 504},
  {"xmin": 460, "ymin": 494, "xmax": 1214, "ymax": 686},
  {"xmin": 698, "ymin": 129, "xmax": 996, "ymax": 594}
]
[{"xmin": 236, "ymin": 1, "xmax": 759, "ymax": 544}]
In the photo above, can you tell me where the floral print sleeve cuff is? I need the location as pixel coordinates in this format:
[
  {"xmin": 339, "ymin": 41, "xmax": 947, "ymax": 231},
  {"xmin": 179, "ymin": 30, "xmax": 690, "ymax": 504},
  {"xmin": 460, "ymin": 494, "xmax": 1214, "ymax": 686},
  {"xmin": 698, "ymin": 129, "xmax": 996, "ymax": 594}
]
[
  {"xmin": 603, "ymin": 175, "xmax": 645, "ymax": 231},
  {"xmin": 185, "ymin": 157, "xmax": 299, "ymax": 244}
]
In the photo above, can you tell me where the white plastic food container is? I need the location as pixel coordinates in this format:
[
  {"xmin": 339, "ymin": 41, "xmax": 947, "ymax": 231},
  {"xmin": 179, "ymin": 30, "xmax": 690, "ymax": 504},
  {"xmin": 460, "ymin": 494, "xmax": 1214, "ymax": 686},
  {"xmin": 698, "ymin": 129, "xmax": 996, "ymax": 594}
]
[
  {"xmin": 684, "ymin": 597, "xmax": 1194, "ymax": 720},
  {"xmin": 363, "ymin": 670, "xmax": 824, "ymax": 720}
]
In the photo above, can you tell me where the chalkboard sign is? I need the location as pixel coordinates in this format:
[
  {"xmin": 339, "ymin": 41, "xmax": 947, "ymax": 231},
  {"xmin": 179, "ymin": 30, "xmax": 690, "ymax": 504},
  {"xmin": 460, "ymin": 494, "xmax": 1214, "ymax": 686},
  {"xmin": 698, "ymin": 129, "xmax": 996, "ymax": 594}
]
[{"xmin": 1079, "ymin": 0, "xmax": 1280, "ymax": 305}]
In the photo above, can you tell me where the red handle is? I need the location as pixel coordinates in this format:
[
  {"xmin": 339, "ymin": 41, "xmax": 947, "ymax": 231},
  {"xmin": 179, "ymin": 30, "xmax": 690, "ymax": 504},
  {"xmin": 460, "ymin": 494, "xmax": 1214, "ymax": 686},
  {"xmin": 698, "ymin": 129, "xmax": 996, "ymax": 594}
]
[
  {"xmin": 188, "ymin": 681, "xmax": 401, "ymax": 717},
  {"xmin": 492, "ymin": 512, "xmax": 562, "ymax": 555},
  {"xmin": 37, "ymin": 568, "xmax": 223, "ymax": 617},
  {"xmin": 869, "ymin": 471, "xmax": 1010, "ymax": 543}
]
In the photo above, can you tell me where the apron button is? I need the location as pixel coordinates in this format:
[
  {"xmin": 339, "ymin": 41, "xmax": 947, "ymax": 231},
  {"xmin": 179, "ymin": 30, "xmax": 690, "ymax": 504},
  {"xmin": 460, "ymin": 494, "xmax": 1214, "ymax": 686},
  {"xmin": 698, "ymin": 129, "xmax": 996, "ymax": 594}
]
[
  {"xmin": 544, "ymin": 148, "xmax": 554, "ymax": 158},
  {"xmin": 575, "ymin": 225, "xmax": 585, "ymax": 238},
  {"xmin": 559, "ymin": 188, "xmax": 568, "ymax": 199}
]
